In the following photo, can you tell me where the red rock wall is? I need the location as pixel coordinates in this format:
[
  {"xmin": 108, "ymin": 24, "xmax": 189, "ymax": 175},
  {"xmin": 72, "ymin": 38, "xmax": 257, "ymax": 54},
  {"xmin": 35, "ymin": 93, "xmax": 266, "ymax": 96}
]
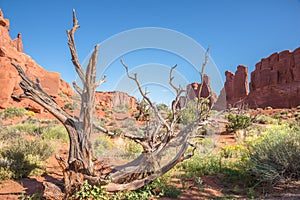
[
  {"xmin": 186, "ymin": 74, "xmax": 217, "ymax": 106},
  {"xmin": 0, "ymin": 9, "xmax": 73, "ymax": 110},
  {"xmin": 248, "ymin": 47, "xmax": 300, "ymax": 108},
  {"xmin": 224, "ymin": 65, "xmax": 248, "ymax": 107},
  {"xmin": 221, "ymin": 48, "xmax": 300, "ymax": 109},
  {"xmin": 95, "ymin": 91, "xmax": 136, "ymax": 110}
]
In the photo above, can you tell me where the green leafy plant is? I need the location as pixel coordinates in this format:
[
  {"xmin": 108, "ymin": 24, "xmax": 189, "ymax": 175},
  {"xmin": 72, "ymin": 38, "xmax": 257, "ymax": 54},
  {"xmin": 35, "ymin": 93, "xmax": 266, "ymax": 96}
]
[
  {"xmin": 72, "ymin": 180, "xmax": 108, "ymax": 200},
  {"xmin": 20, "ymin": 193, "xmax": 42, "ymax": 200},
  {"xmin": 226, "ymin": 113, "xmax": 252, "ymax": 132}
]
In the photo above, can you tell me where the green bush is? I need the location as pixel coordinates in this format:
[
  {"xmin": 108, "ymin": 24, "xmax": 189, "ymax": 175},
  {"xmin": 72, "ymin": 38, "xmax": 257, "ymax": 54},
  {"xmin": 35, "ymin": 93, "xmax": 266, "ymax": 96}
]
[
  {"xmin": 11, "ymin": 123, "xmax": 43, "ymax": 135},
  {"xmin": 0, "ymin": 139, "xmax": 54, "ymax": 179},
  {"xmin": 1, "ymin": 107, "xmax": 27, "ymax": 119},
  {"xmin": 72, "ymin": 180, "xmax": 108, "ymax": 200},
  {"xmin": 63, "ymin": 102, "xmax": 78, "ymax": 110},
  {"xmin": 113, "ymin": 104, "xmax": 130, "ymax": 114},
  {"xmin": 253, "ymin": 114, "xmax": 277, "ymax": 124},
  {"xmin": 226, "ymin": 113, "xmax": 252, "ymax": 132},
  {"xmin": 123, "ymin": 139, "xmax": 143, "ymax": 158},
  {"xmin": 42, "ymin": 125, "xmax": 69, "ymax": 142},
  {"xmin": 180, "ymin": 99, "xmax": 199, "ymax": 125},
  {"xmin": 248, "ymin": 124, "xmax": 300, "ymax": 186},
  {"xmin": 93, "ymin": 136, "xmax": 114, "ymax": 158}
]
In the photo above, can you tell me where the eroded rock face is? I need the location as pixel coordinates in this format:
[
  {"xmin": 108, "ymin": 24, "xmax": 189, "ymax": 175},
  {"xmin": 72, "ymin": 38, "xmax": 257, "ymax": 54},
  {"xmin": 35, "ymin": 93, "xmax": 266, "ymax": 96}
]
[
  {"xmin": 0, "ymin": 9, "xmax": 73, "ymax": 111},
  {"xmin": 248, "ymin": 48, "xmax": 300, "ymax": 108},
  {"xmin": 224, "ymin": 65, "xmax": 248, "ymax": 107},
  {"xmin": 186, "ymin": 74, "xmax": 217, "ymax": 107},
  {"xmin": 220, "ymin": 48, "xmax": 300, "ymax": 109},
  {"xmin": 95, "ymin": 91, "xmax": 136, "ymax": 110}
]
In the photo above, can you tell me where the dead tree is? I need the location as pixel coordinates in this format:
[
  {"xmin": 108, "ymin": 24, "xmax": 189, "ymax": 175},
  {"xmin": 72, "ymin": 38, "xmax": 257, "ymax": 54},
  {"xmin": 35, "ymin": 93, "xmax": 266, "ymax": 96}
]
[{"xmin": 11, "ymin": 10, "xmax": 211, "ymax": 196}]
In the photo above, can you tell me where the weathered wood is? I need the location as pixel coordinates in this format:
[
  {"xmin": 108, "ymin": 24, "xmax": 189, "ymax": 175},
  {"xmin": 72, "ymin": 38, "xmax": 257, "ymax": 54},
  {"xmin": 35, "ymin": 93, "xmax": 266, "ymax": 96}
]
[{"xmin": 12, "ymin": 9, "xmax": 212, "ymax": 195}]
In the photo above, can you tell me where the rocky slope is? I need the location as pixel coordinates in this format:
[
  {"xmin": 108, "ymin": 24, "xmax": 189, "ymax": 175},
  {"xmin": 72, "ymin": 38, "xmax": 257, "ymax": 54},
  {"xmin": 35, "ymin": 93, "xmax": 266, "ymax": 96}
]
[
  {"xmin": 222, "ymin": 47, "xmax": 300, "ymax": 108},
  {"xmin": 0, "ymin": 9, "xmax": 137, "ymax": 115},
  {"xmin": 0, "ymin": 9, "xmax": 73, "ymax": 112}
]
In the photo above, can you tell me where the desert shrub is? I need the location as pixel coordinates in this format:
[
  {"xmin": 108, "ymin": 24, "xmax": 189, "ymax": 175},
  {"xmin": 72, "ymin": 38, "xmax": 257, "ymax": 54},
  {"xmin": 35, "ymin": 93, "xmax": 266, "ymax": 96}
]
[
  {"xmin": 179, "ymin": 144, "xmax": 252, "ymax": 185},
  {"xmin": 93, "ymin": 136, "xmax": 114, "ymax": 157},
  {"xmin": 109, "ymin": 127, "xmax": 122, "ymax": 136},
  {"xmin": 108, "ymin": 121, "xmax": 117, "ymax": 126},
  {"xmin": 0, "ymin": 166, "xmax": 13, "ymax": 180},
  {"xmin": 247, "ymin": 124, "xmax": 300, "ymax": 186},
  {"xmin": 253, "ymin": 114, "xmax": 277, "ymax": 124},
  {"xmin": 121, "ymin": 139, "xmax": 143, "ymax": 159},
  {"xmin": 113, "ymin": 104, "xmax": 130, "ymax": 114},
  {"xmin": 0, "ymin": 126, "xmax": 23, "ymax": 141},
  {"xmin": 180, "ymin": 99, "xmax": 198, "ymax": 125},
  {"xmin": 42, "ymin": 125, "xmax": 69, "ymax": 142},
  {"xmin": 0, "ymin": 139, "xmax": 54, "ymax": 179},
  {"xmin": 63, "ymin": 102, "xmax": 78, "ymax": 110},
  {"xmin": 1, "ymin": 107, "xmax": 27, "ymax": 119},
  {"xmin": 121, "ymin": 118, "xmax": 136, "ymax": 128},
  {"xmin": 71, "ymin": 95, "xmax": 81, "ymax": 101},
  {"xmin": 11, "ymin": 123, "xmax": 43, "ymax": 135},
  {"xmin": 226, "ymin": 113, "xmax": 251, "ymax": 132}
]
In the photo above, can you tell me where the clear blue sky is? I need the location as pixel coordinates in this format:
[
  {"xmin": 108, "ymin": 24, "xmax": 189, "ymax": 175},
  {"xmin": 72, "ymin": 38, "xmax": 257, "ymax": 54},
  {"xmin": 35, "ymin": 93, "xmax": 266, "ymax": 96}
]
[{"xmin": 1, "ymin": 0, "xmax": 300, "ymax": 104}]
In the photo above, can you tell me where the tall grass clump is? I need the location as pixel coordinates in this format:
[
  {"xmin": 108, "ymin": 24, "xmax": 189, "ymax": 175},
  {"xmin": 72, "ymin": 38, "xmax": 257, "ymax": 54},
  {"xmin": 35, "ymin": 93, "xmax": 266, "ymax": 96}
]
[{"xmin": 247, "ymin": 124, "xmax": 300, "ymax": 186}]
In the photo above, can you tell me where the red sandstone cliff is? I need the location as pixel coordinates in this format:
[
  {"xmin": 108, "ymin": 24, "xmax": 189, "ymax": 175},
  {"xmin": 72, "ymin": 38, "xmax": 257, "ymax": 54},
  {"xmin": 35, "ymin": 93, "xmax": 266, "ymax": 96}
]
[
  {"xmin": 221, "ymin": 48, "xmax": 300, "ymax": 109},
  {"xmin": 248, "ymin": 47, "xmax": 300, "ymax": 108},
  {"xmin": 0, "ymin": 9, "xmax": 73, "ymax": 111},
  {"xmin": 95, "ymin": 91, "xmax": 136, "ymax": 110},
  {"xmin": 224, "ymin": 65, "xmax": 248, "ymax": 107},
  {"xmin": 186, "ymin": 74, "xmax": 217, "ymax": 107},
  {"xmin": 0, "ymin": 9, "xmax": 137, "ymax": 116}
]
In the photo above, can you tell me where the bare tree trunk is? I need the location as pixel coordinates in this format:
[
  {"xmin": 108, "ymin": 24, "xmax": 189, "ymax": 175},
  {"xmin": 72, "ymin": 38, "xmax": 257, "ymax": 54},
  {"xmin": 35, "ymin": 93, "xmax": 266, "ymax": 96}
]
[{"xmin": 11, "ymin": 9, "xmax": 212, "ymax": 196}]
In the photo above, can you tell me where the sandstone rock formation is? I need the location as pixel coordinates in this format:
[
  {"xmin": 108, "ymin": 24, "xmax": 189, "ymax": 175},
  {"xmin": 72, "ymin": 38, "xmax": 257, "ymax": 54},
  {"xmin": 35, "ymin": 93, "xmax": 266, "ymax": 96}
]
[
  {"xmin": 172, "ymin": 75, "xmax": 216, "ymax": 110},
  {"xmin": 224, "ymin": 65, "xmax": 248, "ymax": 107},
  {"xmin": 95, "ymin": 91, "xmax": 136, "ymax": 110},
  {"xmin": 220, "ymin": 47, "xmax": 300, "ymax": 109},
  {"xmin": 185, "ymin": 74, "xmax": 217, "ymax": 107},
  {"xmin": 0, "ymin": 9, "xmax": 73, "ymax": 111},
  {"xmin": 248, "ymin": 47, "xmax": 300, "ymax": 108}
]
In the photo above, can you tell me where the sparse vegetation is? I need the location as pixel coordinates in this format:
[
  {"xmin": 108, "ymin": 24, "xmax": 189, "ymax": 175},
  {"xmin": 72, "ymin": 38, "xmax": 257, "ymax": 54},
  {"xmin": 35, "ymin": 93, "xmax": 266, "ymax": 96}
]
[
  {"xmin": 63, "ymin": 102, "xmax": 78, "ymax": 110},
  {"xmin": 247, "ymin": 124, "xmax": 300, "ymax": 186},
  {"xmin": 0, "ymin": 107, "xmax": 27, "ymax": 119},
  {"xmin": 0, "ymin": 138, "xmax": 54, "ymax": 179},
  {"xmin": 226, "ymin": 113, "xmax": 252, "ymax": 132}
]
